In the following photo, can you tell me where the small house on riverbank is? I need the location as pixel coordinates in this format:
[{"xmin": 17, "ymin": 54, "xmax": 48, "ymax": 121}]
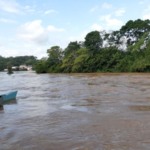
[{"xmin": 4, "ymin": 65, "xmax": 32, "ymax": 72}]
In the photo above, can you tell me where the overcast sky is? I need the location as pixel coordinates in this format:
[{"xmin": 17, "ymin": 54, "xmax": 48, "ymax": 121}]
[{"xmin": 0, "ymin": 0, "xmax": 149, "ymax": 58}]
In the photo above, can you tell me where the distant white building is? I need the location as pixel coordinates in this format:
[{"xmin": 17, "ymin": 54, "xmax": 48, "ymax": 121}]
[
  {"xmin": 19, "ymin": 65, "xmax": 32, "ymax": 71},
  {"xmin": 26, "ymin": 66, "xmax": 32, "ymax": 71},
  {"xmin": 12, "ymin": 66, "xmax": 18, "ymax": 70}
]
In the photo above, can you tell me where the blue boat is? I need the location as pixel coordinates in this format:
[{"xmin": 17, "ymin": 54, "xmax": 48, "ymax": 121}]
[{"xmin": 0, "ymin": 91, "xmax": 17, "ymax": 105}]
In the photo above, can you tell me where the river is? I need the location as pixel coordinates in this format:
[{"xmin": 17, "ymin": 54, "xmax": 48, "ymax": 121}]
[{"xmin": 0, "ymin": 71, "xmax": 150, "ymax": 150}]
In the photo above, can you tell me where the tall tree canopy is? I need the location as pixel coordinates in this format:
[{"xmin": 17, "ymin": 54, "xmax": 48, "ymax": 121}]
[
  {"xmin": 84, "ymin": 31, "xmax": 102, "ymax": 53},
  {"xmin": 64, "ymin": 41, "xmax": 80, "ymax": 56},
  {"xmin": 32, "ymin": 19, "xmax": 150, "ymax": 73},
  {"xmin": 47, "ymin": 46, "xmax": 63, "ymax": 72}
]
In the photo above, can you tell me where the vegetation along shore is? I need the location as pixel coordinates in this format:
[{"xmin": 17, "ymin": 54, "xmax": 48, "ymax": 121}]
[{"xmin": 1, "ymin": 19, "xmax": 150, "ymax": 74}]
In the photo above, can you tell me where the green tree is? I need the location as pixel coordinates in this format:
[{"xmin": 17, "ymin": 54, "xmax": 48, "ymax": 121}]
[
  {"xmin": 35, "ymin": 58, "xmax": 48, "ymax": 73},
  {"xmin": 0, "ymin": 56, "xmax": 7, "ymax": 71},
  {"xmin": 84, "ymin": 31, "xmax": 102, "ymax": 54},
  {"xmin": 7, "ymin": 62, "xmax": 13, "ymax": 74},
  {"xmin": 47, "ymin": 46, "xmax": 63, "ymax": 72},
  {"xmin": 61, "ymin": 42, "xmax": 80, "ymax": 72},
  {"xmin": 64, "ymin": 41, "xmax": 80, "ymax": 56},
  {"xmin": 72, "ymin": 48, "xmax": 89, "ymax": 72},
  {"xmin": 120, "ymin": 19, "xmax": 150, "ymax": 34},
  {"xmin": 86, "ymin": 47, "xmax": 124, "ymax": 72}
]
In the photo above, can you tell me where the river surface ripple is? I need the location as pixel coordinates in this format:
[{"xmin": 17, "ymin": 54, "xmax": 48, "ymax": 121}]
[{"xmin": 0, "ymin": 72, "xmax": 150, "ymax": 150}]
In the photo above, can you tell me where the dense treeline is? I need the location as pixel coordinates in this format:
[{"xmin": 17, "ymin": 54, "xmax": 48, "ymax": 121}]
[
  {"xmin": 1, "ymin": 19, "xmax": 150, "ymax": 73},
  {"xmin": 0, "ymin": 56, "xmax": 37, "ymax": 71},
  {"xmin": 35, "ymin": 19, "xmax": 150, "ymax": 73}
]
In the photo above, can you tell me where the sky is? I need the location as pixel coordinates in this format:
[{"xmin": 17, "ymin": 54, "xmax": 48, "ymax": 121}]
[{"xmin": 0, "ymin": 0, "xmax": 150, "ymax": 58}]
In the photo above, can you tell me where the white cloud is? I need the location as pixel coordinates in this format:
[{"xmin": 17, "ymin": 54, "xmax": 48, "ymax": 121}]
[
  {"xmin": 100, "ymin": 14, "xmax": 123, "ymax": 30},
  {"xmin": 0, "ymin": 43, "xmax": 47, "ymax": 58},
  {"xmin": 68, "ymin": 24, "xmax": 103, "ymax": 43},
  {"xmin": 115, "ymin": 8, "xmax": 126, "ymax": 17},
  {"xmin": 47, "ymin": 25, "xmax": 65, "ymax": 32},
  {"xmin": 16, "ymin": 44, "xmax": 48, "ymax": 58},
  {"xmin": 139, "ymin": 0, "xmax": 148, "ymax": 5},
  {"xmin": 91, "ymin": 23, "xmax": 103, "ymax": 31},
  {"xmin": 44, "ymin": 9, "xmax": 58, "ymax": 15},
  {"xmin": 0, "ymin": 18, "xmax": 16, "ymax": 23},
  {"xmin": 102, "ymin": 2, "xmax": 112, "ymax": 9},
  {"xmin": 0, "ymin": 1, "xmax": 43, "ymax": 15},
  {"xmin": 69, "ymin": 31, "xmax": 87, "ymax": 42},
  {"xmin": 143, "ymin": 14, "xmax": 150, "ymax": 19},
  {"xmin": 24, "ymin": 5, "xmax": 36, "ymax": 13},
  {"xmin": 0, "ymin": 37, "xmax": 49, "ymax": 58},
  {"xmin": 90, "ymin": 3, "xmax": 112, "ymax": 13},
  {"xmin": 90, "ymin": 6, "xmax": 99, "ymax": 13},
  {"xmin": 139, "ymin": 0, "xmax": 144, "ymax": 4},
  {"xmin": 142, "ymin": 6, "xmax": 150, "ymax": 19},
  {"xmin": 18, "ymin": 20, "xmax": 65, "ymax": 45},
  {"xmin": 0, "ymin": 0, "xmax": 20, "ymax": 13},
  {"xmin": 18, "ymin": 20, "xmax": 48, "ymax": 44}
]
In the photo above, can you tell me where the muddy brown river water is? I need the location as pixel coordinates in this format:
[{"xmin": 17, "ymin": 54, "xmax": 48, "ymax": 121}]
[{"xmin": 0, "ymin": 71, "xmax": 150, "ymax": 150}]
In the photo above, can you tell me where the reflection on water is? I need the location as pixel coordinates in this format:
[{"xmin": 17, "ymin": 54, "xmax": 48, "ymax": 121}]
[
  {"xmin": 1, "ymin": 71, "xmax": 150, "ymax": 150},
  {"xmin": 130, "ymin": 105, "xmax": 150, "ymax": 111},
  {"xmin": 0, "ymin": 105, "xmax": 3, "ymax": 111},
  {"xmin": 2, "ymin": 99, "xmax": 17, "ymax": 105}
]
